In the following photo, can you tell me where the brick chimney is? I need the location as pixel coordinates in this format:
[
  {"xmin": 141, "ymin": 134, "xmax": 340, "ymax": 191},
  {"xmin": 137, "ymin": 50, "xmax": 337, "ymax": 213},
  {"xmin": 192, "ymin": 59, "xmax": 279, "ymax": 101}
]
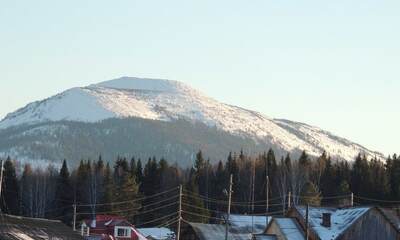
[{"xmin": 322, "ymin": 213, "xmax": 331, "ymax": 227}]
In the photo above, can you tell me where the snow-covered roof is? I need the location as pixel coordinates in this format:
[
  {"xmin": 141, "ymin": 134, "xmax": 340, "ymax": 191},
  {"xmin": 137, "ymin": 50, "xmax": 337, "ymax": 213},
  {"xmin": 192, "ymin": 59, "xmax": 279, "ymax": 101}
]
[
  {"xmin": 187, "ymin": 222, "xmax": 254, "ymax": 240},
  {"xmin": 0, "ymin": 214, "xmax": 83, "ymax": 240},
  {"xmin": 252, "ymin": 234, "xmax": 277, "ymax": 240},
  {"xmin": 137, "ymin": 227, "xmax": 175, "ymax": 240},
  {"xmin": 295, "ymin": 206, "xmax": 371, "ymax": 239},
  {"xmin": 225, "ymin": 214, "xmax": 270, "ymax": 234},
  {"xmin": 273, "ymin": 218, "xmax": 304, "ymax": 240}
]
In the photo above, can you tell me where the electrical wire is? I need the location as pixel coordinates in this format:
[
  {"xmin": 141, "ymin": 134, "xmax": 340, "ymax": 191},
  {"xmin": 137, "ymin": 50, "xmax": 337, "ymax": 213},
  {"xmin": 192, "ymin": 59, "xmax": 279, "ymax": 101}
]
[
  {"xmin": 77, "ymin": 201, "xmax": 178, "ymax": 216},
  {"xmin": 134, "ymin": 212, "xmax": 178, "ymax": 227},
  {"xmin": 76, "ymin": 187, "xmax": 178, "ymax": 207},
  {"xmin": 354, "ymin": 195, "xmax": 400, "ymax": 203}
]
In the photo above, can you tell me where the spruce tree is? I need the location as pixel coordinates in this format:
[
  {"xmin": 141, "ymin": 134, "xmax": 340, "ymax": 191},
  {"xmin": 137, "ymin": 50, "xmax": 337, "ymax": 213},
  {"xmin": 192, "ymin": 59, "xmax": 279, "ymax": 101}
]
[
  {"xmin": 130, "ymin": 157, "xmax": 137, "ymax": 178},
  {"xmin": 212, "ymin": 161, "xmax": 226, "ymax": 210},
  {"xmin": 113, "ymin": 158, "xmax": 140, "ymax": 222},
  {"xmin": 101, "ymin": 163, "xmax": 114, "ymax": 212},
  {"xmin": 54, "ymin": 160, "xmax": 73, "ymax": 224},
  {"xmin": 0, "ymin": 157, "xmax": 19, "ymax": 215},
  {"xmin": 387, "ymin": 154, "xmax": 400, "ymax": 199},
  {"xmin": 300, "ymin": 181, "xmax": 322, "ymax": 206},
  {"xmin": 20, "ymin": 164, "xmax": 33, "ymax": 216},
  {"xmin": 350, "ymin": 154, "xmax": 371, "ymax": 198},
  {"xmin": 182, "ymin": 168, "xmax": 209, "ymax": 223},
  {"xmin": 136, "ymin": 159, "xmax": 144, "ymax": 185},
  {"xmin": 194, "ymin": 151, "xmax": 207, "ymax": 196}
]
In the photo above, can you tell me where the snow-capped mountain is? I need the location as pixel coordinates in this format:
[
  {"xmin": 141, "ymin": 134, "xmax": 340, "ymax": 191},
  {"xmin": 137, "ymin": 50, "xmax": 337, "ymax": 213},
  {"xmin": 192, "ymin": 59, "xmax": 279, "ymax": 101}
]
[{"xmin": 0, "ymin": 77, "xmax": 382, "ymax": 165}]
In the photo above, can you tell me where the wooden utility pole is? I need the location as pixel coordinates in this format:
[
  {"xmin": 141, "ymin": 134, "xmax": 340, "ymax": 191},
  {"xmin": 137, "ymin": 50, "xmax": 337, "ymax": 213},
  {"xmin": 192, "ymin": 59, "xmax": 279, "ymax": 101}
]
[
  {"xmin": 225, "ymin": 174, "xmax": 233, "ymax": 240},
  {"xmin": 177, "ymin": 185, "xmax": 182, "ymax": 240},
  {"xmin": 350, "ymin": 192, "xmax": 354, "ymax": 207},
  {"xmin": 265, "ymin": 175, "xmax": 269, "ymax": 225},
  {"xmin": 251, "ymin": 159, "xmax": 255, "ymax": 234},
  {"xmin": 0, "ymin": 160, "xmax": 4, "ymax": 212},
  {"xmin": 72, "ymin": 204, "xmax": 77, "ymax": 231},
  {"xmin": 305, "ymin": 204, "xmax": 309, "ymax": 240},
  {"xmin": 0, "ymin": 160, "xmax": 4, "ymax": 196}
]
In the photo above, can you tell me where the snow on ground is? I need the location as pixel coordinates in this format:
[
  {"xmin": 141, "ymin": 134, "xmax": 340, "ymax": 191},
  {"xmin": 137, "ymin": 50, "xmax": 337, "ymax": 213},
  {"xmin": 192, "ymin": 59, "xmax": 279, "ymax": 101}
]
[{"xmin": 0, "ymin": 77, "xmax": 382, "ymax": 161}]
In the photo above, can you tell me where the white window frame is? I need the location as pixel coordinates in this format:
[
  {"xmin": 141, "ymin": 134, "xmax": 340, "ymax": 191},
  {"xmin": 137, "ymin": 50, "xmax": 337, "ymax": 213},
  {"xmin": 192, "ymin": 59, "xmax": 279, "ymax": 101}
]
[
  {"xmin": 114, "ymin": 226, "xmax": 131, "ymax": 238},
  {"xmin": 81, "ymin": 223, "xmax": 90, "ymax": 236}
]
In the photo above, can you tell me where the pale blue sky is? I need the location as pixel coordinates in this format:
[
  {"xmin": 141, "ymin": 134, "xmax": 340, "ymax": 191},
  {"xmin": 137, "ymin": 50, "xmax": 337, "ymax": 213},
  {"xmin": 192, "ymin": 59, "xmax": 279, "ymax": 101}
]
[{"xmin": 0, "ymin": 0, "xmax": 399, "ymax": 155}]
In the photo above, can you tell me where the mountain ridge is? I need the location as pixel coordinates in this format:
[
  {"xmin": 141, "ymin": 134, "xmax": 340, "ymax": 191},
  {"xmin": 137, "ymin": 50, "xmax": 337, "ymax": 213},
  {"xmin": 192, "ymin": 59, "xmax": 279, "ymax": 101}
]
[{"xmin": 0, "ymin": 77, "xmax": 383, "ymax": 165}]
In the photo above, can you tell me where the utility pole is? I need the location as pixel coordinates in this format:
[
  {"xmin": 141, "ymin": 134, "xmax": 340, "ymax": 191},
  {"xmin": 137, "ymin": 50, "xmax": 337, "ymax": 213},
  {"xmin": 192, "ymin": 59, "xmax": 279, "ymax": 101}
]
[
  {"xmin": 305, "ymin": 204, "xmax": 309, "ymax": 240},
  {"xmin": 0, "ymin": 160, "xmax": 4, "ymax": 196},
  {"xmin": 225, "ymin": 174, "xmax": 233, "ymax": 240},
  {"xmin": 72, "ymin": 204, "xmax": 77, "ymax": 231},
  {"xmin": 251, "ymin": 158, "xmax": 255, "ymax": 234},
  {"xmin": 265, "ymin": 154, "xmax": 269, "ymax": 225},
  {"xmin": 287, "ymin": 191, "xmax": 291, "ymax": 211},
  {"xmin": 177, "ymin": 185, "xmax": 182, "ymax": 240},
  {"xmin": 206, "ymin": 160, "xmax": 209, "ymax": 210},
  {"xmin": 265, "ymin": 175, "xmax": 269, "ymax": 225},
  {"xmin": 350, "ymin": 192, "xmax": 354, "ymax": 207},
  {"xmin": 0, "ymin": 160, "xmax": 4, "ymax": 212}
]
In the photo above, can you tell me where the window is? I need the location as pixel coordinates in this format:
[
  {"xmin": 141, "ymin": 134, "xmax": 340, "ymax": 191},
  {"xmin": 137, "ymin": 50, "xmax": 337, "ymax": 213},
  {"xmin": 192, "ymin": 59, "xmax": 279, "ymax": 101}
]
[
  {"xmin": 115, "ymin": 227, "xmax": 130, "ymax": 237},
  {"xmin": 81, "ymin": 224, "xmax": 90, "ymax": 236}
]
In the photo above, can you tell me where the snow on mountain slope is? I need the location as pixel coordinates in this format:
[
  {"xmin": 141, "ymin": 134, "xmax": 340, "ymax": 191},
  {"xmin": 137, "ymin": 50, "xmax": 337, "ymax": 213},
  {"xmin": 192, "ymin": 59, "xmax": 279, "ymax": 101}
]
[{"xmin": 0, "ymin": 77, "xmax": 381, "ymax": 161}]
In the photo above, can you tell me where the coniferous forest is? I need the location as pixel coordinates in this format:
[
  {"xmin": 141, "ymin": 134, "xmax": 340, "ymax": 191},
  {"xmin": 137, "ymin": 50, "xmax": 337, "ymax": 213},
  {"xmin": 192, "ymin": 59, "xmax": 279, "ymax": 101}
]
[{"xmin": 0, "ymin": 150, "xmax": 399, "ymax": 227}]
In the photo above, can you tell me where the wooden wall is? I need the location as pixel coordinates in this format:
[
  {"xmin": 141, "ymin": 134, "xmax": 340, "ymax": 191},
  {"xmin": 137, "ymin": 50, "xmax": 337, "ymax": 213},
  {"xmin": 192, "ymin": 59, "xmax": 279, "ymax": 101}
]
[
  {"xmin": 265, "ymin": 220, "xmax": 287, "ymax": 240},
  {"xmin": 339, "ymin": 208, "xmax": 399, "ymax": 240}
]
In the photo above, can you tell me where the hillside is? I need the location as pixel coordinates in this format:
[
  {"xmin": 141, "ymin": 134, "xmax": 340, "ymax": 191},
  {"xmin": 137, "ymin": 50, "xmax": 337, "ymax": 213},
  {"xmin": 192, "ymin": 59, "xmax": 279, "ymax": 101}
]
[{"xmin": 0, "ymin": 77, "xmax": 382, "ymax": 166}]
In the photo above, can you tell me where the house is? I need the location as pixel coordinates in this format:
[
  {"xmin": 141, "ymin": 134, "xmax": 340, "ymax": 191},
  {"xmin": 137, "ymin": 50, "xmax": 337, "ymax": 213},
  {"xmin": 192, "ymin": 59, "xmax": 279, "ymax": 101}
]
[
  {"xmin": 81, "ymin": 215, "xmax": 146, "ymax": 240},
  {"xmin": 0, "ymin": 213, "xmax": 83, "ymax": 240},
  {"xmin": 287, "ymin": 206, "xmax": 400, "ymax": 240},
  {"xmin": 137, "ymin": 227, "xmax": 175, "ymax": 240},
  {"xmin": 265, "ymin": 217, "xmax": 304, "ymax": 240}
]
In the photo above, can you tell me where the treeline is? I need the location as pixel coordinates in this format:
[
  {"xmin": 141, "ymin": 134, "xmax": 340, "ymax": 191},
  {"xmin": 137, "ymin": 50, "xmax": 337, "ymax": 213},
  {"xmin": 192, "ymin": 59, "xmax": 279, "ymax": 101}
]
[{"xmin": 0, "ymin": 150, "xmax": 399, "ymax": 226}]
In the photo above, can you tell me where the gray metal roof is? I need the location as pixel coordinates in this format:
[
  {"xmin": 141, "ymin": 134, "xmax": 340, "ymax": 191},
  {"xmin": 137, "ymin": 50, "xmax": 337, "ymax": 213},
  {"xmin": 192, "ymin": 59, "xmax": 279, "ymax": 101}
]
[
  {"xmin": 378, "ymin": 208, "xmax": 400, "ymax": 233},
  {"xmin": 252, "ymin": 234, "xmax": 277, "ymax": 240},
  {"xmin": 273, "ymin": 218, "xmax": 304, "ymax": 240},
  {"xmin": 188, "ymin": 222, "xmax": 254, "ymax": 240},
  {"xmin": 295, "ymin": 206, "xmax": 371, "ymax": 240},
  {"xmin": 228, "ymin": 214, "xmax": 270, "ymax": 234},
  {"xmin": 0, "ymin": 214, "xmax": 83, "ymax": 240}
]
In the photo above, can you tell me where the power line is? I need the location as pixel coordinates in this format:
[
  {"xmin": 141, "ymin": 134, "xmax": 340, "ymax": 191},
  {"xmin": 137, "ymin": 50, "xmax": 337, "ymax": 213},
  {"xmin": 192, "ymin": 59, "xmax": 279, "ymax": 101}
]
[
  {"xmin": 183, "ymin": 189, "xmax": 283, "ymax": 204},
  {"xmin": 77, "ymin": 201, "xmax": 178, "ymax": 216},
  {"xmin": 354, "ymin": 195, "xmax": 400, "ymax": 203},
  {"xmin": 183, "ymin": 193, "xmax": 283, "ymax": 207},
  {"xmin": 182, "ymin": 210, "xmax": 224, "ymax": 221},
  {"xmin": 75, "ymin": 187, "xmax": 178, "ymax": 207},
  {"xmin": 134, "ymin": 212, "xmax": 178, "ymax": 228}
]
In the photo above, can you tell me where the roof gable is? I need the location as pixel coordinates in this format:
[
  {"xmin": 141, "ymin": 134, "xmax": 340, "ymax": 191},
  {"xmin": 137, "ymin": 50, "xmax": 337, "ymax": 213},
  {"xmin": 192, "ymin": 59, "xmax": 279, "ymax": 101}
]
[
  {"xmin": 270, "ymin": 217, "xmax": 304, "ymax": 240},
  {"xmin": 294, "ymin": 206, "xmax": 371, "ymax": 239}
]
